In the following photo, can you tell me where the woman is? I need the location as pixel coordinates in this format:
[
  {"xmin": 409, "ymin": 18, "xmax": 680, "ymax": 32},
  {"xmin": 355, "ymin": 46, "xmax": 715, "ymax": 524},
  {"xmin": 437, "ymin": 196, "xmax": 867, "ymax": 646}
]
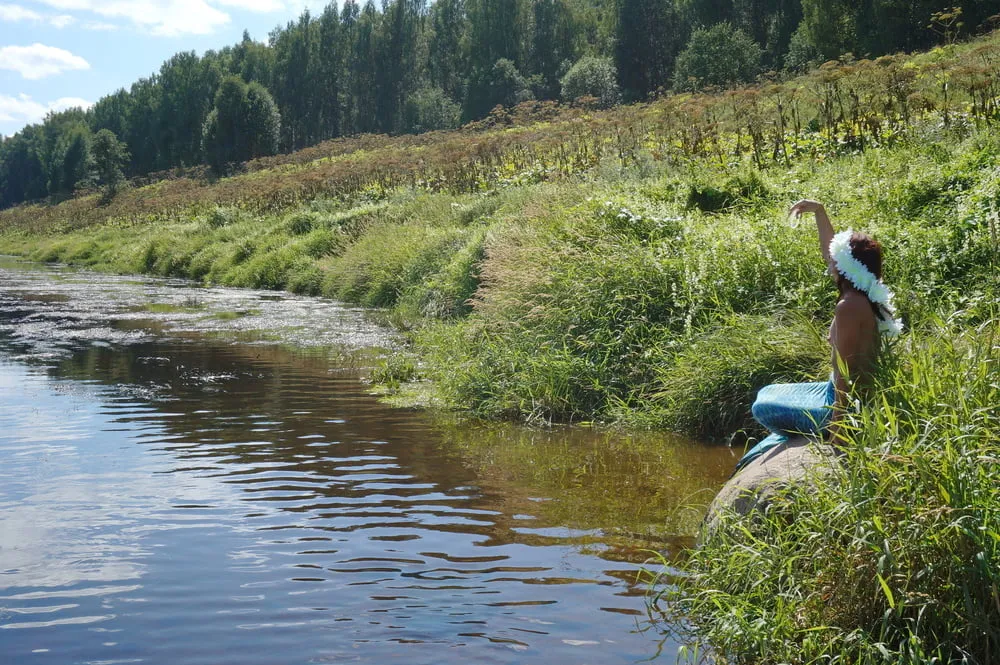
[
  {"xmin": 790, "ymin": 199, "xmax": 902, "ymax": 408},
  {"xmin": 736, "ymin": 200, "xmax": 902, "ymax": 470}
]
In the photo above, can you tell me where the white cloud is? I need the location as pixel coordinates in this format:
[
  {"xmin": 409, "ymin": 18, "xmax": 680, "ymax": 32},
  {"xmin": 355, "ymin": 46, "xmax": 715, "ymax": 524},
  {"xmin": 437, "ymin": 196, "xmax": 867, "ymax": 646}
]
[
  {"xmin": 49, "ymin": 95, "xmax": 92, "ymax": 112},
  {"xmin": 0, "ymin": 2, "xmax": 79, "ymax": 26},
  {"xmin": 0, "ymin": 43, "xmax": 90, "ymax": 79},
  {"xmin": 215, "ymin": 0, "xmax": 286, "ymax": 11},
  {"xmin": 49, "ymin": 12, "xmax": 73, "ymax": 26},
  {"xmin": 0, "ymin": 93, "xmax": 92, "ymax": 125},
  {"xmin": 29, "ymin": 0, "xmax": 233, "ymax": 36},
  {"xmin": 0, "ymin": 93, "xmax": 44, "ymax": 123},
  {"xmin": 12, "ymin": 0, "xmax": 293, "ymax": 36},
  {"xmin": 82, "ymin": 19, "xmax": 117, "ymax": 30},
  {"xmin": 0, "ymin": 3, "xmax": 42, "ymax": 20}
]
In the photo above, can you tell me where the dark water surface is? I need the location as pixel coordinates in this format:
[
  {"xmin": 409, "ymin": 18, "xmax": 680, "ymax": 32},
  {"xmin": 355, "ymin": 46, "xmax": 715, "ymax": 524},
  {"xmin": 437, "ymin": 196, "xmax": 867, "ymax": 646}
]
[{"xmin": 0, "ymin": 258, "xmax": 735, "ymax": 664}]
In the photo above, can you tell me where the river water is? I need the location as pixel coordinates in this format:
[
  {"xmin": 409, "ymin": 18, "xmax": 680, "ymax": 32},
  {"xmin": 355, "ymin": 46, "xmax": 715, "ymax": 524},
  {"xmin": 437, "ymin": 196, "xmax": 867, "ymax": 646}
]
[{"xmin": 0, "ymin": 258, "xmax": 735, "ymax": 665}]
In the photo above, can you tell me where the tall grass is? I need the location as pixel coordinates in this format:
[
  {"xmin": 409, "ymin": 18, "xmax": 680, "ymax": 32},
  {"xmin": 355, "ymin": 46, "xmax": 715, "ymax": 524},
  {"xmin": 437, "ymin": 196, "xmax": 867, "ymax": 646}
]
[
  {"xmin": 652, "ymin": 316, "xmax": 1000, "ymax": 663},
  {"xmin": 407, "ymin": 125, "xmax": 997, "ymax": 433}
]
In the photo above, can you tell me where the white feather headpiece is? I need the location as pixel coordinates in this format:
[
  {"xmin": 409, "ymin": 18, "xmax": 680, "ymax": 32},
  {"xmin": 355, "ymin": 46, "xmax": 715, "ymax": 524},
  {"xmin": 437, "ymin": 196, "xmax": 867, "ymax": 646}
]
[{"xmin": 829, "ymin": 230, "xmax": 904, "ymax": 337}]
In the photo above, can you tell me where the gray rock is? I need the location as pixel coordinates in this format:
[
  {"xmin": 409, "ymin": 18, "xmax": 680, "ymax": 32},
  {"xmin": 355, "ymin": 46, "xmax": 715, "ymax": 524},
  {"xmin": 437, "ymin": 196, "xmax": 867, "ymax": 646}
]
[{"xmin": 703, "ymin": 436, "xmax": 839, "ymax": 536}]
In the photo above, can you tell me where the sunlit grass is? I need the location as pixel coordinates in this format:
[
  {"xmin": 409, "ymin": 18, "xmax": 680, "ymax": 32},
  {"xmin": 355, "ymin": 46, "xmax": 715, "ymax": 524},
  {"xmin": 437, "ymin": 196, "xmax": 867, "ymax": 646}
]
[{"xmin": 653, "ymin": 315, "xmax": 1000, "ymax": 663}]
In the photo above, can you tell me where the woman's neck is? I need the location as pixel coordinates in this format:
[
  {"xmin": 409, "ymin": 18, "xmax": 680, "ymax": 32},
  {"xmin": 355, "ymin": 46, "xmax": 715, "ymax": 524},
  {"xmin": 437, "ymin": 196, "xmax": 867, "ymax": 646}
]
[{"xmin": 840, "ymin": 283, "xmax": 865, "ymax": 298}]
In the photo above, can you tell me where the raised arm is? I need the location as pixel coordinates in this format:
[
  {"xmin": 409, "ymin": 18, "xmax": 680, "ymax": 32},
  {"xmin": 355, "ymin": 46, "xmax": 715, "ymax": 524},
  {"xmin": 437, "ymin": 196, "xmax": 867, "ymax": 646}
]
[{"xmin": 789, "ymin": 199, "xmax": 837, "ymax": 278}]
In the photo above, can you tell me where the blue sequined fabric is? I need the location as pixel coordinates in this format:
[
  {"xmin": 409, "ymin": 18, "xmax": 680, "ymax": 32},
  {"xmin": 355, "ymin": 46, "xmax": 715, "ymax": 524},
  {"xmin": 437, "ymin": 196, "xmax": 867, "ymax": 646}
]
[{"xmin": 734, "ymin": 381, "xmax": 835, "ymax": 473}]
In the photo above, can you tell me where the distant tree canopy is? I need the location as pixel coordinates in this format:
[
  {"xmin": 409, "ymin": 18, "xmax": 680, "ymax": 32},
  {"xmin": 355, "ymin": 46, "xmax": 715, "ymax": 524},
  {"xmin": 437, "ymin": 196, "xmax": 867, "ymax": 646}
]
[
  {"xmin": 561, "ymin": 55, "xmax": 621, "ymax": 107},
  {"xmin": 3, "ymin": 0, "xmax": 1000, "ymax": 209},
  {"xmin": 91, "ymin": 129, "xmax": 130, "ymax": 200},
  {"xmin": 203, "ymin": 76, "xmax": 281, "ymax": 172},
  {"xmin": 673, "ymin": 22, "xmax": 763, "ymax": 91}
]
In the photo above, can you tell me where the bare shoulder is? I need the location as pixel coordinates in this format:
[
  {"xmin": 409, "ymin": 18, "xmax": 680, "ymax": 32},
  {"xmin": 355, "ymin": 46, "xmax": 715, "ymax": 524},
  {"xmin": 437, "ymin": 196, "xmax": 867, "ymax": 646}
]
[
  {"xmin": 835, "ymin": 293, "xmax": 872, "ymax": 316},
  {"xmin": 835, "ymin": 293, "xmax": 878, "ymax": 332}
]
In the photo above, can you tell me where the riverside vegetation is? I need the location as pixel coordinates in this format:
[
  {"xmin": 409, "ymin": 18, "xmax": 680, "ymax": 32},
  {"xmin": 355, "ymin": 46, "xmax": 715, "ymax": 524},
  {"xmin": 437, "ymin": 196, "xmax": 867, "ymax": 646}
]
[{"xmin": 2, "ymin": 33, "xmax": 999, "ymax": 663}]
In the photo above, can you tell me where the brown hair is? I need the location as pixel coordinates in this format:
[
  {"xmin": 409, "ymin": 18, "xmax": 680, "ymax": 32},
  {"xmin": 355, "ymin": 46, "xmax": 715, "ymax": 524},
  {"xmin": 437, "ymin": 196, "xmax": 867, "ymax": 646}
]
[
  {"xmin": 849, "ymin": 232, "xmax": 883, "ymax": 279},
  {"xmin": 837, "ymin": 232, "xmax": 884, "ymax": 319}
]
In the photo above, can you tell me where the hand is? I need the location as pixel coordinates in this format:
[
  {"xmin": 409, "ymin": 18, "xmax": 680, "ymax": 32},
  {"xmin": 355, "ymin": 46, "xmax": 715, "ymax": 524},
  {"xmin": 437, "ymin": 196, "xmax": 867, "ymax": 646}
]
[{"xmin": 788, "ymin": 199, "xmax": 825, "ymax": 218}]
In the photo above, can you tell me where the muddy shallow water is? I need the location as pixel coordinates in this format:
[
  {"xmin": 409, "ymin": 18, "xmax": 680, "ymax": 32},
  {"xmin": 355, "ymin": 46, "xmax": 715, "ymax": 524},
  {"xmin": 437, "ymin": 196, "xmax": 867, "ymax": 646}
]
[{"xmin": 0, "ymin": 258, "xmax": 736, "ymax": 664}]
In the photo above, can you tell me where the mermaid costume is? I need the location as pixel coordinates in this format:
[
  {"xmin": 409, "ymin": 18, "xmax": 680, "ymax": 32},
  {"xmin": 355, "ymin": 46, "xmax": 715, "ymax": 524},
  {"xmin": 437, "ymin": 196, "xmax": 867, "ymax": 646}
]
[{"xmin": 734, "ymin": 379, "xmax": 835, "ymax": 473}]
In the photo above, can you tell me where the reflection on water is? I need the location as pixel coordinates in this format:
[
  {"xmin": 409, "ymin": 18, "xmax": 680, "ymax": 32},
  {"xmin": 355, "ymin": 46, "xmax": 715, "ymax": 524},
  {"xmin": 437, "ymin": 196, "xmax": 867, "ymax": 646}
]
[{"xmin": 0, "ymin": 259, "xmax": 735, "ymax": 664}]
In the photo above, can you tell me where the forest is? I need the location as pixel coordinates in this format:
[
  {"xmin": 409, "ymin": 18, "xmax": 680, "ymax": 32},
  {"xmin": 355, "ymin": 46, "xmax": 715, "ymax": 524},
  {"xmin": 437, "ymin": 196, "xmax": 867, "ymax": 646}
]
[{"xmin": 0, "ymin": 0, "xmax": 995, "ymax": 210}]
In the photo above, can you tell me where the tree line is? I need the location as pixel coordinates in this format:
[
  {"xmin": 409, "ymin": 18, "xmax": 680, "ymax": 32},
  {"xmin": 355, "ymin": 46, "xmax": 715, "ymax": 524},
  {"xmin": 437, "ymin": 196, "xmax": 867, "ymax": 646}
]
[{"xmin": 2, "ymin": 0, "xmax": 998, "ymax": 209}]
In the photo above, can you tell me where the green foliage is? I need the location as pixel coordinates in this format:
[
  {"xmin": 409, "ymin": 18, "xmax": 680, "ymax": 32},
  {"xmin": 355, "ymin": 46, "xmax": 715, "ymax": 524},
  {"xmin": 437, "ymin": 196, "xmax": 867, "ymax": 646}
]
[
  {"xmin": 0, "ymin": 126, "xmax": 47, "ymax": 208},
  {"xmin": 91, "ymin": 129, "xmax": 129, "ymax": 201},
  {"xmin": 370, "ymin": 353, "xmax": 420, "ymax": 391},
  {"xmin": 685, "ymin": 170, "xmax": 772, "ymax": 213},
  {"xmin": 322, "ymin": 220, "xmax": 471, "ymax": 308},
  {"xmin": 54, "ymin": 127, "xmax": 92, "ymax": 197},
  {"xmin": 203, "ymin": 76, "xmax": 281, "ymax": 172},
  {"xmin": 206, "ymin": 206, "xmax": 244, "ymax": 228},
  {"xmin": 658, "ymin": 318, "xmax": 1000, "ymax": 663},
  {"xmin": 531, "ymin": 0, "xmax": 579, "ymax": 99},
  {"xmin": 560, "ymin": 56, "xmax": 621, "ymax": 108},
  {"xmin": 783, "ymin": 22, "xmax": 823, "ymax": 72},
  {"xmin": 465, "ymin": 58, "xmax": 535, "ymax": 120},
  {"xmin": 403, "ymin": 87, "xmax": 462, "ymax": 133},
  {"xmin": 653, "ymin": 314, "xmax": 828, "ymax": 439},
  {"xmin": 673, "ymin": 22, "xmax": 763, "ymax": 92},
  {"xmin": 245, "ymin": 82, "xmax": 281, "ymax": 159},
  {"xmin": 615, "ymin": 0, "xmax": 681, "ymax": 99},
  {"xmin": 286, "ymin": 211, "xmax": 318, "ymax": 235},
  {"xmin": 799, "ymin": 0, "xmax": 858, "ymax": 60},
  {"xmin": 397, "ymin": 225, "xmax": 487, "ymax": 319}
]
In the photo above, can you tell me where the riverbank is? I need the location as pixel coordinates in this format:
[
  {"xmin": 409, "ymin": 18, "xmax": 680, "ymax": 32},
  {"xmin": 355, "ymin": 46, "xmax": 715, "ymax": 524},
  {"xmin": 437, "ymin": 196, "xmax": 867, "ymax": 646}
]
[
  {"xmin": 2, "ymin": 37, "xmax": 999, "ymax": 438},
  {"xmin": 2, "ymin": 121, "xmax": 996, "ymax": 436},
  {"xmin": 655, "ymin": 316, "xmax": 999, "ymax": 662},
  {"xmin": 1, "ymin": 36, "xmax": 999, "ymax": 661}
]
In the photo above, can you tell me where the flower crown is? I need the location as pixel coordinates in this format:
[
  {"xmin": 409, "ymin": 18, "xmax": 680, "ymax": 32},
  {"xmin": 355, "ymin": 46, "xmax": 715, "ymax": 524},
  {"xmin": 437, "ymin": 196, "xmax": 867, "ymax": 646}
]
[{"xmin": 829, "ymin": 230, "xmax": 904, "ymax": 337}]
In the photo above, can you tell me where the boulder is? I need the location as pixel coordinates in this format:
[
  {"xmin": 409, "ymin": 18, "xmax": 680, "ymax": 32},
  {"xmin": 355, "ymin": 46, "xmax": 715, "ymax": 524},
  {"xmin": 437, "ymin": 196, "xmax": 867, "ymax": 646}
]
[{"xmin": 703, "ymin": 436, "xmax": 838, "ymax": 535}]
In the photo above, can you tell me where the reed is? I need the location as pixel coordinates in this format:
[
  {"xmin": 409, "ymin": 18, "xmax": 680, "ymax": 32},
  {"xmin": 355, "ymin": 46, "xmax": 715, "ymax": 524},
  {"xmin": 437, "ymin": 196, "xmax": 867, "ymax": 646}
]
[{"xmin": 653, "ymin": 315, "xmax": 1000, "ymax": 663}]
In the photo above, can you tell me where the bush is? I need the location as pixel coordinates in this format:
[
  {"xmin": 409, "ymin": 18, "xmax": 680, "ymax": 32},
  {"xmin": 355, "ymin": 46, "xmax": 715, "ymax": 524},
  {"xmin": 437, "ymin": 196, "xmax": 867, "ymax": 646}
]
[
  {"xmin": 783, "ymin": 22, "xmax": 823, "ymax": 72},
  {"xmin": 287, "ymin": 211, "xmax": 318, "ymax": 235},
  {"xmin": 673, "ymin": 22, "xmax": 763, "ymax": 92},
  {"xmin": 560, "ymin": 57, "xmax": 621, "ymax": 109},
  {"xmin": 653, "ymin": 314, "xmax": 828, "ymax": 440},
  {"xmin": 370, "ymin": 353, "xmax": 420, "ymax": 391},
  {"xmin": 656, "ymin": 318, "xmax": 1000, "ymax": 663},
  {"xmin": 203, "ymin": 76, "xmax": 281, "ymax": 171},
  {"xmin": 322, "ymin": 222, "xmax": 470, "ymax": 308},
  {"xmin": 403, "ymin": 87, "xmax": 462, "ymax": 133},
  {"xmin": 465, "ymin": 58, "xmax": 534, "ymax": 120},
  {"xmin": 91, "ymin": 129, "xmax": 129, "ymax": 201},
  {"xmin": 206, "ymin": 206, "xmax": 243, "ymax": 228},
  {"xmin": 685, "ymin": 171, "xmax": 772, "ymax": 213},
  {"xmin": 398, "ymin": 225, "xmax": 487, "ymax": 319}
]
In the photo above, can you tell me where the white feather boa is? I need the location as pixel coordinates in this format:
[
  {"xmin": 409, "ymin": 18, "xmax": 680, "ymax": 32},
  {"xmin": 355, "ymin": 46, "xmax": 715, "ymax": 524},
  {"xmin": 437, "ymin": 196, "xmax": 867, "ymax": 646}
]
[{"xmin": 829, "ymin": 230, "xmax": 904, "ymax": 337}]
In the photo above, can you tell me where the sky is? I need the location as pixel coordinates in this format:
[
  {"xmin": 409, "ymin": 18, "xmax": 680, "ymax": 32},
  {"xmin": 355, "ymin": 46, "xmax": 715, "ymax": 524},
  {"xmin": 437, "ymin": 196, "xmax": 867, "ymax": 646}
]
[{"xmin": 0, "ymin": 0, "xmax": 331, "ymax": 137}]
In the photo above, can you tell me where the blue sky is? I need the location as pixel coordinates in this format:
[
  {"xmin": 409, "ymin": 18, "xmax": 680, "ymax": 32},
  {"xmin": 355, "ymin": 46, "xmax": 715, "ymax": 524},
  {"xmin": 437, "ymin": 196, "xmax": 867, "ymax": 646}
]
[{"xmin": 0, "ymin": 0, "xmax": 331, "ymax": 137}]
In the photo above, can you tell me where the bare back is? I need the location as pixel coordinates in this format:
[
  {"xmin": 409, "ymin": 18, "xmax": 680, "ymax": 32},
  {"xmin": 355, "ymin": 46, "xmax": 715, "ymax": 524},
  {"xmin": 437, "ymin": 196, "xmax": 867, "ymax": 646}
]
[{"xmin": 829, "ymin": 289, "xmax": 879, "ymax": 402}]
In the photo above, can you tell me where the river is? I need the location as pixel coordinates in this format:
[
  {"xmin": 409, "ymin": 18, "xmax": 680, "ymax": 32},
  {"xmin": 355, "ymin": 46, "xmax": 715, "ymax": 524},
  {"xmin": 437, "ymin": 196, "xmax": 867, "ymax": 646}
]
[{"xmin": 0, "ymin": 257, "xmax": 735, "ymax": 664}]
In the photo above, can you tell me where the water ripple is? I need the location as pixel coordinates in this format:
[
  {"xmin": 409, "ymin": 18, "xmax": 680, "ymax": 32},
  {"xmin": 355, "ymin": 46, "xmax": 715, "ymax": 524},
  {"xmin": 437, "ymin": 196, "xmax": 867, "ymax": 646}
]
[{"xmin": 0, "ymin": 259, "xmax": 736, "ymax": 665}]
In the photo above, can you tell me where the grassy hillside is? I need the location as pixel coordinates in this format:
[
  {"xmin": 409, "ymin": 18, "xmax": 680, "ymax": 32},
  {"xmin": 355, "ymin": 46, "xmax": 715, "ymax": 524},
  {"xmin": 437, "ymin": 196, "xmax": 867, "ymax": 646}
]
[{"xmin": 1, "ymin": 35, "xmax": 999, "ymax": 662}]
